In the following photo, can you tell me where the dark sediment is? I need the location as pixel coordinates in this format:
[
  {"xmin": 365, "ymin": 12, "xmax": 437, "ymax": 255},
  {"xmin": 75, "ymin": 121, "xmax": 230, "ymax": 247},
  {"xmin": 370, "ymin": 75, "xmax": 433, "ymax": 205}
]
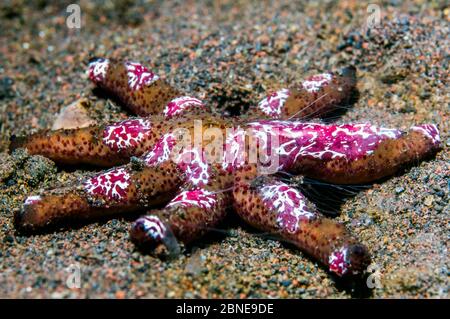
[{"xmin": 0, "ymin": 0, "xmax": 448, "ymax": 298}]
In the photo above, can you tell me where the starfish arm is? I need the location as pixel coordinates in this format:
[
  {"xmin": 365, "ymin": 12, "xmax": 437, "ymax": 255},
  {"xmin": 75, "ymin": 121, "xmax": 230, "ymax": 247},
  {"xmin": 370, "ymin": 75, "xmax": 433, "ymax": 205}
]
[
  {"xmin": 10, "ymin": 58, "xmax": 211, "ymax": 166},
  {"xmin": 247, "ymin": 66, "xmax": 356, "ymax": 120},
  {"xmin": 130, "ymin": 188, "xmax": 229, "ymax": 256},
  {"xmin": 10, "ymin": 118, "xmax": 159, "ymax": 166},
  {"xmin": 232, "ymin": 172, "xmax": 371, "ymax": 276},
  {"xmin": 88, "ymin": 58, "xmax": 180, "ymax": 116},
  {"xmin": 282, "ymin": 123, "xmax": 441, "ymax": 184},
  {"xmin": 89, "ymin": 58, "xmax": 209, "ymax": 118},
  {"xmin": 15, "ymin": 162, "xmax": 182, "ymax": 232}
]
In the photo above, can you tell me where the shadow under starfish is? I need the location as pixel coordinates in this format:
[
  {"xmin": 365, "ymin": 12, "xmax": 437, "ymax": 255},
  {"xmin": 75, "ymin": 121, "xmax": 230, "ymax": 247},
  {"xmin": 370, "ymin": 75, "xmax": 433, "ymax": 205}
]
[{"xmin": 10, "ymin": 58, "xmax": 441, "ymax": 279}]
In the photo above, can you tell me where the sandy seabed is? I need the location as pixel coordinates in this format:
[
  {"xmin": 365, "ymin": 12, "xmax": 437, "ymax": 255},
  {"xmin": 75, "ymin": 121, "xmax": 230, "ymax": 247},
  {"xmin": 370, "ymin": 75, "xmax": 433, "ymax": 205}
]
[{"xmin": 0, "ymin": 0, "xmax": 448, "ymax": 298}]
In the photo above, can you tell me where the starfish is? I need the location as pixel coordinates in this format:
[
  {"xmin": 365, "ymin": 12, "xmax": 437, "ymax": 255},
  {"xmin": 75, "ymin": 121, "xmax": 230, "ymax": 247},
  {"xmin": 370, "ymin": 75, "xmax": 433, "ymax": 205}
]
[{"xmin": 11, "ymin": 58, "xmax": 441, "ymax": 277}]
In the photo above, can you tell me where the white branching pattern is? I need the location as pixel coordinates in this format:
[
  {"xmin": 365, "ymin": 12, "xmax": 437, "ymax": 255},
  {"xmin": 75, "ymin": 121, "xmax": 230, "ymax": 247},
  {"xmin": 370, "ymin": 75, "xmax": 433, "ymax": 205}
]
[
  {"xmin": 167, "ymin": 189, "xmax": 217, "ymax": 210},
  {"xmin": 248, "ymin": 121, "xmax": 402, "ymax": 169},
  {"xmin": 103, "ymin": 119, "xmax": 152, "ymax": 152},
  {"xmin": 176, "ymin": 148, "xmax": 210, "ymax": 186},
  {"xmin": 302, "ymin": 73, "xmax": 332, "ymax": 93},
  {"xmin": 143, "ymin": 133, "xmax": 177, "ymax": 166},
  {"xmin": 139, "ymin": 215, "xmax": 167, "ymax": 240},
  {"xmin": 260, "ymin": 182, "xmax": 315, "ymax": 233},
  {"xmin": 83, "ymin": 167, "xmax": 130, "ymax": 201},
  {"xmin": 24, "ymin": 195, "xmax": 42, "ymax": 205},
  {"xmin": 125, "ymin": 61, "xmax": 159, "ymax": 90},
  {"xmin": 163, "ymin": 96, "xmax": 205, "ymax": 118},
  {"xmin": 328, "ymin": 246, "xmax": 349, "ymax": 276},
  {"xmin": 88, "ymin": 58, "xmax": 109, "ymax": 83},
  {"xmin": 257, "ymin": 88, "xmax": 290, "ymax": 117},
  {"xmin": 411, "ymin": 124, "xmax": 440, "ymax": 145}
]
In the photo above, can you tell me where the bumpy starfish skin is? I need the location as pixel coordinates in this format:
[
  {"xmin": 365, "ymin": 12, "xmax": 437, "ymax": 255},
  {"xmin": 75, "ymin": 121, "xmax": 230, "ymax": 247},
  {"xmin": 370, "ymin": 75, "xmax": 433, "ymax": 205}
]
[
  {"xmin": 89, "ymin": 58, "xmax": 180, "ymax": 116},
  {"xmin": 233, "ymin": 171, "xmax": 369, "ymax": 276},
  {"xmin": 12, "ymin": 59, "xmax": 441, "ymax": 277},
  {"xmin": 17, "ymin": 161, "xmax": 183, "ymax": 229},
  {"xmin": 248, "ymin": 68, "xmax": 356, "ymax": 119}
]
